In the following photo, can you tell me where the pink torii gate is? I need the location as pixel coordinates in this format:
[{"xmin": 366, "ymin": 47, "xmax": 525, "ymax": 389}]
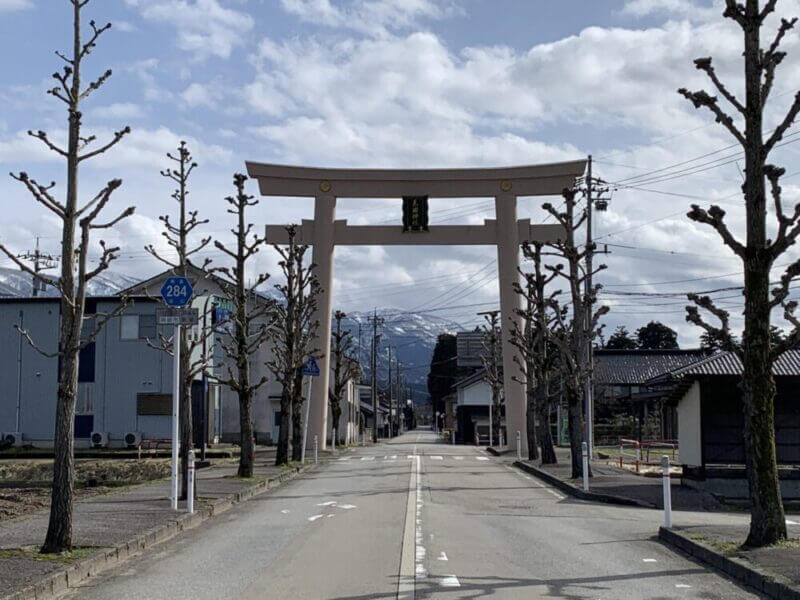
[{"xmin": 246, "ymin": 160, "xmax": 586, "ymax": 454}]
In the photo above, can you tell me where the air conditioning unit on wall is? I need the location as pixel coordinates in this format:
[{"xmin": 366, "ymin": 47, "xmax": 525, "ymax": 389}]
[
  {"xmin": 2, "ymin": 432, "xmax": 23, "ymax": 447},
  {"xmin": 90, "ymin": 431, "xmax": 109, "ymax": 448},
  {"xmin": 124, "ymin": 432, "xmax": 142, "ymax": 448}
]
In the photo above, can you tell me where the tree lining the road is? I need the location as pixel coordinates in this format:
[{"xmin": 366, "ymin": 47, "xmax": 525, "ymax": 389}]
[
  {"xmin": 0, "ymin": 0, "xmax": 135, "ymax": 553},
  {"xmin": 679, "ymin": 0, "xmax": 800, "ymax": 547}
]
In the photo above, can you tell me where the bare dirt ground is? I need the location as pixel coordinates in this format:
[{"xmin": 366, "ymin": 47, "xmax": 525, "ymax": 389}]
[{"xmin": 0, "ymin": 459, "xmax": 172, "ymax": 522}]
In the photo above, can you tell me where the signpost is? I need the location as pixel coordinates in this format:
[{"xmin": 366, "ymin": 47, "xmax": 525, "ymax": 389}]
[
  {"xmin": 300, "ymin": 357, "xmax": 320, "ymax": 464},
  {"xmin": 160, "ymin": 276, "xmax": 193, "ymax": 511}
]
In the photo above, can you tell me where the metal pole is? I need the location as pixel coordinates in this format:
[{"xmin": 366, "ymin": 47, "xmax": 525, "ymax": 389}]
[
  {"xmin": 301, "ymin": 375, "xmax": 312, "ymax": 464},
  {"xmin": 332, "ymin": 427, "xmax": 336, "ymax": 453},
  {"xmin": 171, "ymin": 324, "xmax": 181, "ymax": 511},
  {"xmin": 516, "ymin": 431, "xmax": 521, "ymax": 461},
  {"xmin": 581, "ymin": 441, "xmax": 589, "ymax": 492},
  {"xmin": 187, "ymin": 449, "xmax": 195, "ymax": 514},
  {"xmin": 314, "ymin": 435, "xmax": 319, "ymax": 465},
  {"xmin": 489, "ymin": 404, "xmax": 493, "ymax": 447},
  {"xmin": 585, "ymin": 154, "xmax": 594, "ymax": 460},
  {"xmin": 662, "ymin": 455, "xmax": 672, "ymax": 528}
]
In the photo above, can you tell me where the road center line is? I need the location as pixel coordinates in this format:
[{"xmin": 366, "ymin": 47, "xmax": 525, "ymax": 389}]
[{"xmin": 397, "ymin": 453, "xmax": 418, "ymax": 600}]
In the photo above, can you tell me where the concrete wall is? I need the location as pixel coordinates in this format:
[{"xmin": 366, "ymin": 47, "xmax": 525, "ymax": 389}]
[
  {"xmin": 677, "ymin": 380, "xmax": 702, "ymax": 467},
  {"xmin": 457, "ymin": 379, "xmax": 491, "ymax": 407}
]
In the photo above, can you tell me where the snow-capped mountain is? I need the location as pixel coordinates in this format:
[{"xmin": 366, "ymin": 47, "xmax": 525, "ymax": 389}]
[{"xmin": 0, "ymin": 267, "xmax": 140, "ymax": 298}]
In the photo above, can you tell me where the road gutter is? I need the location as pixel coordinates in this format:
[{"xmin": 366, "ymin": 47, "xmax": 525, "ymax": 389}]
[{"xmin": 397, "ymin": 454, "xmax": 418, "ymax": 600}]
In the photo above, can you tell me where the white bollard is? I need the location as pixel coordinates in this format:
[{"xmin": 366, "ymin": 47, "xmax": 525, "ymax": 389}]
[
  {"xmin": 516, "ymin": 431, "xmax": 521, "ymax": 461},
  {"xmin": 314, "ymin": 435, "xmax": 319, "ymax": 465},
  {"xmin": 187, "ymin": 449, "xmax": 195, "ymax": 514},
  {"xmin": 662, "ymin": 455, "xmax": 672, "ymax": 528},
  {"xmin": 332, "ymin": 428, "xmax": 336, "ymax": 454},
  {"xmin": 582, "ymin": 441, "xmax": 589, "ymax": 492}
]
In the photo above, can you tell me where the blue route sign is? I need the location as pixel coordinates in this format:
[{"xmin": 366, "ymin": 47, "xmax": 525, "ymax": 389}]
[
  {"xmin": 160, "ymin": 276, "xmax": 193, "ymax": 307},
  {"xmin": 301, "ymin": 356, "xmax": 321, "ymax": 377}
]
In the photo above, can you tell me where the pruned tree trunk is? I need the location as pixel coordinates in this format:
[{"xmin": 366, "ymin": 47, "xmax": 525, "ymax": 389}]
[
  {"xmin": 537, "ymin": 383, "xmax": 557, "ymax": 465},
  {"xmin": 238, "ymin": 386, "xmax": 256, "ymax": 478},
  {"xmin": 291, "ymin": 370, "xmax": 304, "ymax": 462}
]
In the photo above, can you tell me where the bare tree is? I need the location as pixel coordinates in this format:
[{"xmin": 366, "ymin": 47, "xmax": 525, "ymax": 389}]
[
  {"xmin": 678, "ymin": 0, "xmax": 800, "ymax": 547},
  {"xmin": 267, "ymin": 227, "xmax": 321, "ymax": 465},
  {"xmin": 511, "ymin": 242, "xmax": 559, "ymax": 463},
  {"xmin": 144, "ymin": 141, "xmax": 211, "ymax": 499},
  {"xmin": 479, "ymin": 310, "xmax": 503, "ymax": 445},
  {"xmin": 0, "ymin": 1, "xmax": 134, "ymax": 553},
  {"xmin": 212, "ymin": 174, "xmax": 271, "ymax": 478},
  {"xmin": 329, "ymin": 310, "xmax": 361, "ymax": 446},
  {"xmin": 544, "ymin": 188, "xmax": 608, "ymax": 478}
]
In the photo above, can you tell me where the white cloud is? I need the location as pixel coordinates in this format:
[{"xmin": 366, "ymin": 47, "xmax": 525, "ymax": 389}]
[
  {"xmin": 92, "ymin": 103, "xmax": 146, "ymax": 121},
  {"xmin": 0, "ymin": 0, "xmax": 32, "ymax": 12},
  {"xmin": 181, "ymin": 82, "xmax": 219, "ymax": 108},
  {"xmin": 114, "ymin": 20, "xmax": 137, "ymax": 32},
  {"xmin": 125, "ymin": 0, "xmax": 254, "ymax": 60},
  {"xmin": 621, "ymin": 0, "xmax": 716, "ymax": 20},
  {"xmin": 280, "ymin": 0, "xmax": 461, "ymax": 37}
]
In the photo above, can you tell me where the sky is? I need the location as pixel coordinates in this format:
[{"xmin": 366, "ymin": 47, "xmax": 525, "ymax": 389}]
[{"xmin": 1, "ymin": 0, "xmax": 800, "ymax": 346}]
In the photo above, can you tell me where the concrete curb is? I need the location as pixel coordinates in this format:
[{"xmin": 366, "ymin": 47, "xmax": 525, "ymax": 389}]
[
  {"xmin": 512, "ymin": 460, "xmax": 655, "ymax": 508},
  {"xmin": 658, "ymin": 527, "xmax": 800, "ymax": 600},
  {"xmin": 1, "ymin": 462, "xmax": 317, "ymax": 600}
]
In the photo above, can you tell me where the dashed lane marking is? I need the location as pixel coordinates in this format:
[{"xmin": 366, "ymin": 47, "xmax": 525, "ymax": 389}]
[
  {"xmin": 454, "ymin": 456, "xmax": 463, "ymax": 460},
  {"xmin": 440, "ymin": 575, "xmax": 460, "ymax": 587},
  {"xmin": 280, "ymin": 509, "xmax": 290, "ymax": 514},
  {"xmin": 308, "ymin": 515, "xmax": 323, "ymax": 522},
  {"xmin": 675, "ymin": 584, "xmax": 692, "ymax": 589},
  {"xmin": 337, "ymin": 504, "xmax": 356, "ymax": 510},
  {"xmin": 317, "ymin": 501, "xmax": 336, "ymax": 506},
  {"xmin": 431, "ymin": 456, "xmax": 443, "ymax": 460},
  {"xmin": 361, "ymin": 456, "xmax": 375, "ymax": 461},
  {"xmin": 642, "ymin": 558, "xmax": 657, "ymax": 563},
  {"xmin": 476, "ymin": 457, "xmax": 489, "ymax": 461},
  {"xmin": 337, "ymin": 457, "xmax": 350, "ymax": 461},
  {"xmin": 437, "ymin": 552, "xmax": 448, "ymax": 561}
]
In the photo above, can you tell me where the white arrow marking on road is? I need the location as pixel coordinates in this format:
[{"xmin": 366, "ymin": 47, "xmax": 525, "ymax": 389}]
[
  {"xmin": 280, "ymin": 509, "xmax": 290, "ymax": 514},
  {"xmin": 438, "ymin": 552, "xmax": 448, "ymax": 561},
  {"xmin": 317, "ymin": 501, "xmax": 337, "ymax": 506},
  {"xmin": 308, "ymin": 515, "xmax": 323, "ymax": 522},
  {"xmin": 440, "ymin": 575, "xmax": 460, "ymax": 587},
  {"xmin": 476, "ymin": 457, "xmax": 489, "ymax": 461}
]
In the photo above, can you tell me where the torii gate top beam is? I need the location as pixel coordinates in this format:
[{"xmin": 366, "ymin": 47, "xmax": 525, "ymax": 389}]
[{"xmin": 245, "ymin": 160, "xmax": 586, "ymax": 198}]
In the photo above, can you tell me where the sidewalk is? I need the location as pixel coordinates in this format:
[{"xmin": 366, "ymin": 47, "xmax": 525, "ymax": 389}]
[
  {"xmin": 509, "ymin": 446, "xmax": 720, "ymax": 510},
  {"xmin": 0, "ymin": 448, "xmax": 319, "ymax": 599}
]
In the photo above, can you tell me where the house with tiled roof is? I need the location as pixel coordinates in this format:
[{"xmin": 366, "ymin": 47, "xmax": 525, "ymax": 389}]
[{"xmin": 648, "ymin": 350, "xmax": 800, "ymax": 499}]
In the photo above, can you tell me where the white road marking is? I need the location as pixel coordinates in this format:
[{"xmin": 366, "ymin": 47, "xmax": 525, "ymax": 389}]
[
  {"xmin": 398, "ymin": 453, "xmax": 418, "ymax": 599},
  {"xmin": 440, "ymin": 575, "xmax": 460, "ymax": 587},
  {"xmin": 361, "ymin": 456, "xmax": 375, "ymax": 461},
  {"xmin": 317, "ymin": 501, "xmax": 336, "ymax": 506},
  {"xmin": 326, "ymin": 514, "xmax": 335, "ymax": 518},
  {"xmin": 431, "ymin": 456, "xmax": 443, "ymax": 460},
  {"xmin": 308, "ymin": 515, "xmax": 323, "ymax": 522},
  {"xmin": 642, "ymin": 558, "xmax": 657, "ymax": 563},
  {"xmin": 390, "ymin": 455, "xmax": 397, "ymax": 459},
  {"xmin": 675, "ymin": 584, "xmax": 692, "ymax": 588},
  {"xmin": 454, "ymin": 456, "xmax": 464, "ymax": 460},
  {"xmin": 476, "ymin": 457, "xmax": 489, "ymax": 461},
  {"xmin": 437, "ymin": 552, "xmax": 448, "ymax": 561},
  {"xmin": 337, "ymin": 504, "xmax": 356, "ymax": 510},
  {"xmin": 787, "ymin": 519, "xmax": 799, "ymax": 525},
  {"xmin": 407, "ymin": 455, "xmax": 416, "ymax": 459},
  {"xmin": 280, "ymin": 509, "xmax": 290, "ymax": 514}
]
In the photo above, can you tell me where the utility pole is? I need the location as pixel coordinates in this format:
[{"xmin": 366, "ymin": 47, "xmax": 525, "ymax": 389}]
[
  {"xmin": 584, "ymin": 155, "xmax": 594, "ymax": 459},
  {"xmin": 18, "ymin": 238, "xmax": 59, "ymax": 297},
  {"xmin": 396, "ymin": 358, "xmax": 401, "ymax": 434},
  {"xmin": 369, "ymin": 309, "xmax": 383, "ymax": 443},
  {"xmin": 387, "ymin": 346, "xmax": 393, "ymax": 437}
]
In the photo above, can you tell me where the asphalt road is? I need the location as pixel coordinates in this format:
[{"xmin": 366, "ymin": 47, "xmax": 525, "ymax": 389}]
[{"xmin": 63, "ymin": 430, "xmax": 767, "ymax": 599}]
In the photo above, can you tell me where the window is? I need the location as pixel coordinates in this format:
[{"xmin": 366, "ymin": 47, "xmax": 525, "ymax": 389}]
[
  {"xmin": 121, "ymin": 315, "xmax": 139, "ymax": 340},
  {"xmin": 78, "ymin": 343, "xmax": 95, "ymax": 383},
  {"xmin": 138, "ymin": 314, "xmax": 156, "ymax": 340},
  {"xmin": 137, "ymin": 394, "xmax": 172, "ymax": 416}
]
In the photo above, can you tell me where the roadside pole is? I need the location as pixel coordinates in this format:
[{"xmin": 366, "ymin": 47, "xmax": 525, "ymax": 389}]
[
  {"xmin": 489, "ymin": 404, "xmax": 493, "ymax": 447},
  {"xmin": 187, "ymin": 449, "xmax": 195, "ymax": 514},
  {"xmin": 301, "ymin": 376, "xmax": 311, "ymax": 464},
  {"xmin": 171, "ymin": 323, "xmax": 180, "ymax": 511},
  {"xmin": 516, "ymin": 431, "xmax": 521, "ymax": 461},
  {"xmin": 581, "ymin": 441, "xmax": 589, "ymax": 492},
  {"xmin": 662, "ymin": 455, "xmax": 672, "ymax": 528}
]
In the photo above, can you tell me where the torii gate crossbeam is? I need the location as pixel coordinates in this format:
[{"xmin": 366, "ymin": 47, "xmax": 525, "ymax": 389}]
[{"xmin": 246, "ymin": 160, "xmax": 587, "ymax": 455}]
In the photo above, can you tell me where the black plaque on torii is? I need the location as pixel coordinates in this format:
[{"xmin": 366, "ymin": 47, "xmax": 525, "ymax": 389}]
[{"xmin": 402, "ymin": 196, "xmax": 429, "ymax": 232}]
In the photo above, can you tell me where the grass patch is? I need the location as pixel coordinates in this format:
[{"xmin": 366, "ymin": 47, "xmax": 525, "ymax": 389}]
[
  {"xmin": 771, "ymin": 538, "xmax": 800, "ymax": 551},
  {"xmin": 224, "ymin": 475, "xmax": 266, "ymax": 484},
  {"xmin": 688, "ymin": 534, "xmax": 740, "ymax": 556},
  {"xmin": 0, "ymin": 546, "xmax": 98, "ymax": 564}
]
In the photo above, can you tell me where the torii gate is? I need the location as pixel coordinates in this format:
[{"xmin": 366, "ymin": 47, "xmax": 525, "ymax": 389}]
[{"xmin": 246, "ymin": 160, "xmax": 586, "ymax": 455}]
